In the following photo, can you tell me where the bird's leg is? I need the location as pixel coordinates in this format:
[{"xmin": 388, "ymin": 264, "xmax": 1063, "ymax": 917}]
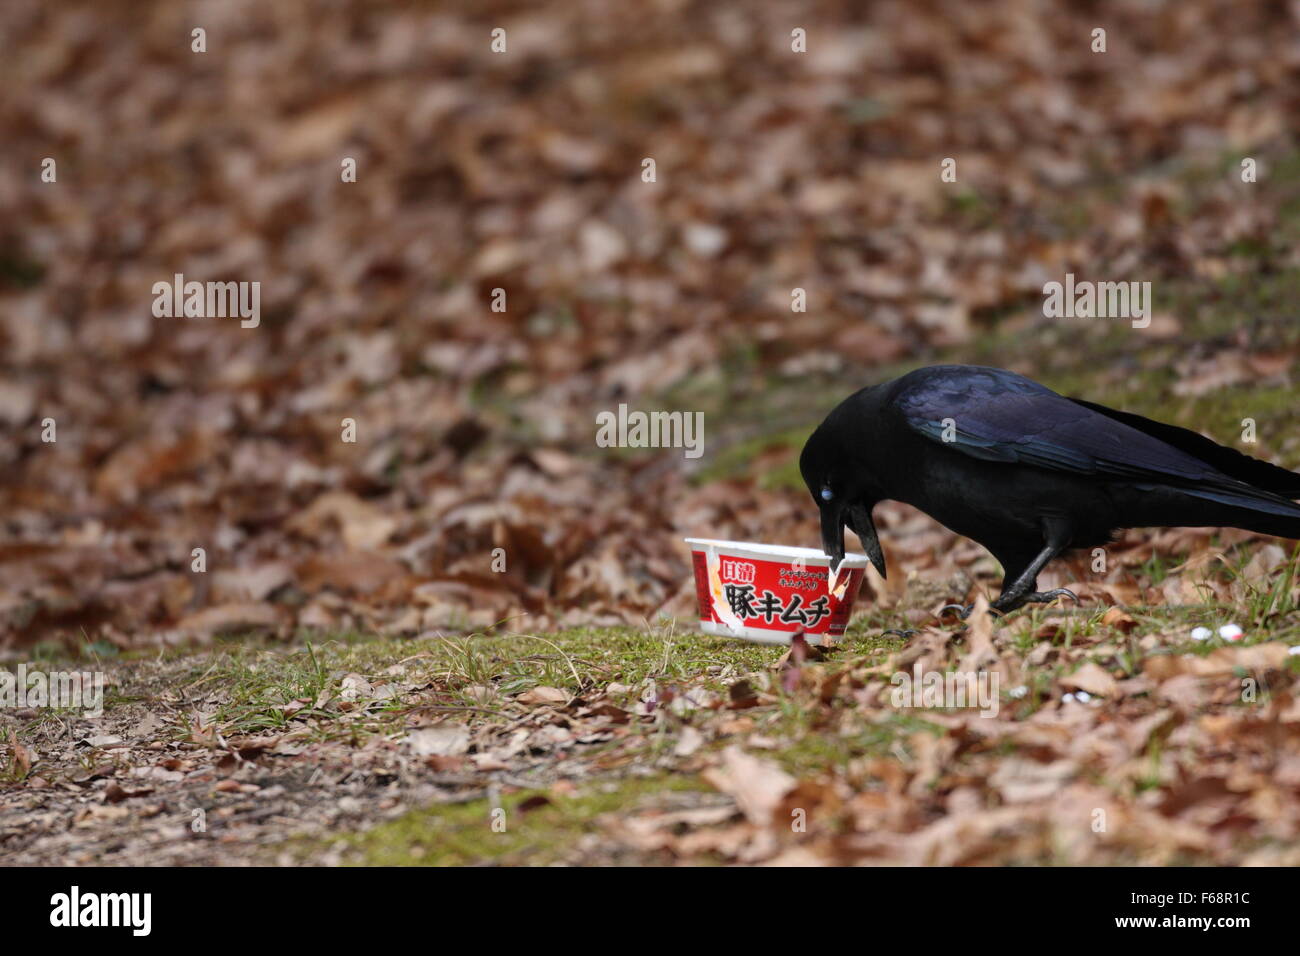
[
  {"xmin": 942, "ymin": 525, "xmax": 1078, "ymax": 620},
  {"xmin": 991, "ymin": 534, "xmax": 1072, "ymax": 614}
]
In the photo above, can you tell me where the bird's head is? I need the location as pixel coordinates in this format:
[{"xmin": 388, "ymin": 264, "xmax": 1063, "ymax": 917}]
[{"xmin": 799, "ymin": 420, "xmax": 886, "ymax": 578}]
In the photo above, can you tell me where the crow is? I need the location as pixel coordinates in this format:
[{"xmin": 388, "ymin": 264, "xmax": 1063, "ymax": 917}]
[{"xmin": 800, "ymin": 364, "xmax": 1300, "ymax": 615}]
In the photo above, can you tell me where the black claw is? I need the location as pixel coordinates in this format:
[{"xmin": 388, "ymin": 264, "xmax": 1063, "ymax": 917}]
[
  {"xmin": 882, "ymin": 627, "xmax": 917, "ymax": 639},
  {"xmin": 992, "ymin": 587, "xmax": 1081, "ymax": 615},
  {"xmin": 1025, "ymin": 588, "xmax": 1080, "ymax": 606},
  {"xmin": 939, "ymin": 602, "xmax": 974, "ymax": 620}
]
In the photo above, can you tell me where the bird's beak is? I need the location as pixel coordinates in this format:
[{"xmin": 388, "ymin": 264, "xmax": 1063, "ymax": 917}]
[
  {"xmin": 846, "ymin": 501, "xmax": 886, "ymax": 579},
  {"xmin": 820, "ymin": 501, "xmax": 847, "ymax": 573}
]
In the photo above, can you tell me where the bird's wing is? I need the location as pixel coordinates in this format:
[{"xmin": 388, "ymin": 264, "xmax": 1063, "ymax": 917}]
[
  {"xmin": 1067, "ymin": 397, "xmax": 1300, "ymax": 497},
  {"xmin": 893, "ymin": 366, "xmax": 1300, "ymax": 514}
]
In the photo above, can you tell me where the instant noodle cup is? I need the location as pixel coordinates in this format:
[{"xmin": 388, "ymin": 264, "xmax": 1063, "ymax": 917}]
[{"xmin": 684, "ymin": 538, "xmax": 869, "ymax": 645}]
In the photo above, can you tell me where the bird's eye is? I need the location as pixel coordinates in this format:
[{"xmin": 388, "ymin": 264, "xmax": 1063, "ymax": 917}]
[{"xmin": 820, "ymin": 488, "xmax": 833, "ymax": 501}]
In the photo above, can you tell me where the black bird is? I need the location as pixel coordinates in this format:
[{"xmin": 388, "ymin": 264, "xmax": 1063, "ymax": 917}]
[{"xmin": 800, "ymin": 364, "xmax": 1300, "ymax": 614}]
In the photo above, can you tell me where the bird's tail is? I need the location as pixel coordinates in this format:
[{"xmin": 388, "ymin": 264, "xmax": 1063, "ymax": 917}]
[
  {"xmin": 1216, "ymin": 503, "xmax": 1300, "ymax": 540},
  {"xmin": 1165, "ymin": 484, "xmax": 1300, "ymax": 541}
]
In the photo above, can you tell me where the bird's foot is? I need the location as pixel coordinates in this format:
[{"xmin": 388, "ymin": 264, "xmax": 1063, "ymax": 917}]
[
  {"xmin": 992, "ymin": 588, "xmax": 1080, "ymax": 614},
  {"xmin": 882, "ymin": 627, "xmax": 917, "ymax": 639},
  {"xmin": 1022, "ymin": 587, "xmax": 1080, "ymax": 608},
  {"xmin": 939, "ymin": 603, "xmax": 975, "ymax": 620}
]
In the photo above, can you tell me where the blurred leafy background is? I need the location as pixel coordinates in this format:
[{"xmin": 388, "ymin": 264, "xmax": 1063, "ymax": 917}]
[{"xmin": 2, "ymin": 0, "xmax": 1299, "ymax": 651}]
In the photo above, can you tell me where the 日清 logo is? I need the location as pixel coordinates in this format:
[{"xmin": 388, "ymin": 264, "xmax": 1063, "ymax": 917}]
[{"xmin": 720, "ymin": 559, "xmax": 755, "ymax": 584}]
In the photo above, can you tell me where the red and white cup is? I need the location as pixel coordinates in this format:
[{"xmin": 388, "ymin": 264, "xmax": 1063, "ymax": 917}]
[{"xmin": 683, "ymin": 538, "xmax": 868, "ymax": 645}]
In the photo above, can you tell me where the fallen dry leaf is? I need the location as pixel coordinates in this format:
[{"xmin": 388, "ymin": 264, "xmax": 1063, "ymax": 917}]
[{"xmin": 701, "ymin": 746, "xmax": 796, "ymax": 828}]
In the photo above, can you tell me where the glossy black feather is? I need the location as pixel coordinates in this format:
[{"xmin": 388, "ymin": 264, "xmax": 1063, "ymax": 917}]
[{"xmin": 1066, "ymin": 396, "xmax": 1300, "ymax": 498}]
